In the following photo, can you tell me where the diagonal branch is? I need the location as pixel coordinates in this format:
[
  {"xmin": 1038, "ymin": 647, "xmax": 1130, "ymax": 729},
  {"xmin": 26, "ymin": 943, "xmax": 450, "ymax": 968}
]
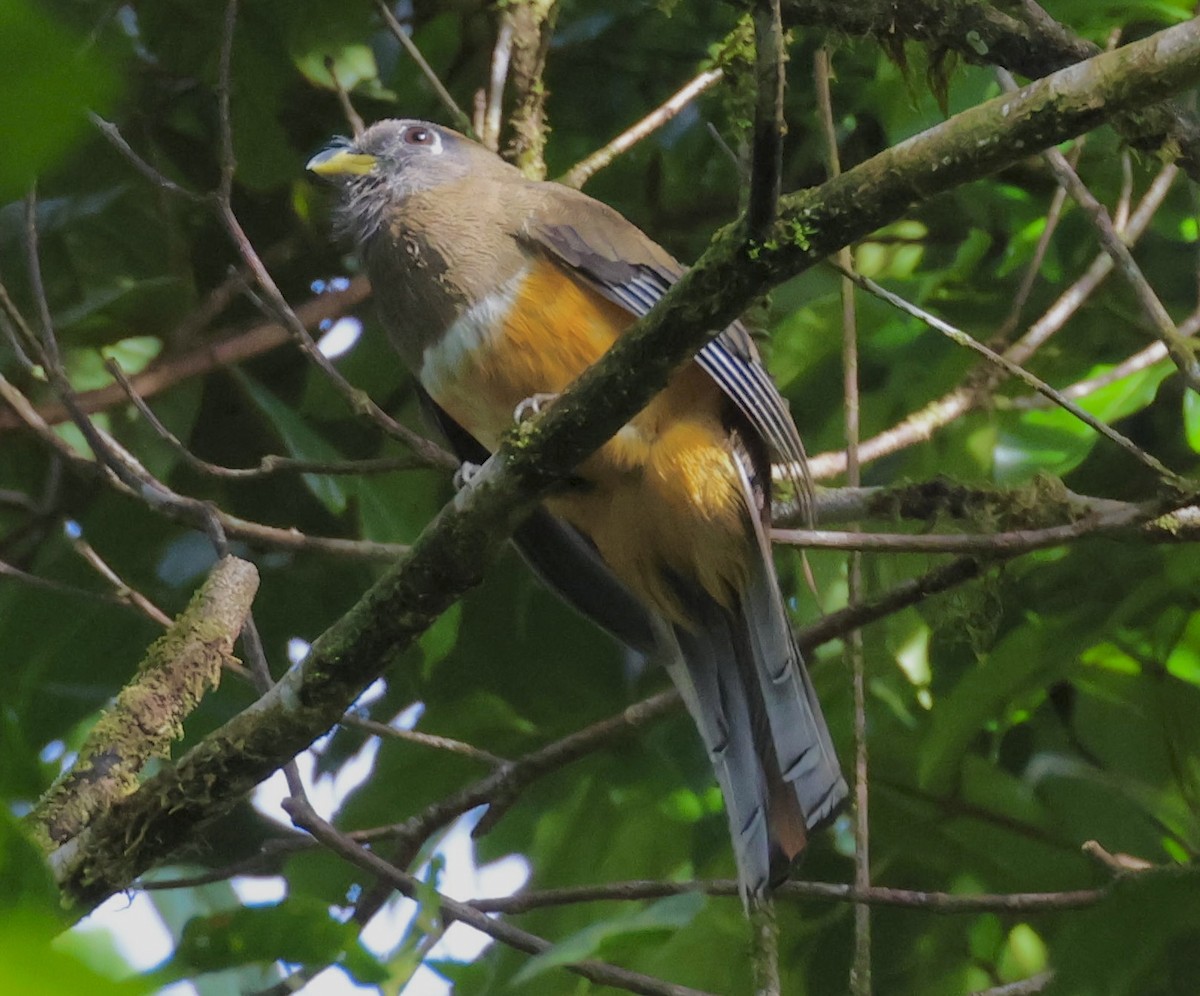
[
  {"xmin": 779, "ymin": 0, "xmax": 1200, "ymax": 180},
  {"xmin": 286, "ymin": 796, "xmax": 716, "ymax": 996}
]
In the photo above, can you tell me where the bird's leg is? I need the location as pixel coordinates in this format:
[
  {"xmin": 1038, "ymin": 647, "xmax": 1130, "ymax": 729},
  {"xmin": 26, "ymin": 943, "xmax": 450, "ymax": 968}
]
[
  {"xmin": 514, "ymin": 392, "xmax": 559, "ymax": 423},
  {"xmin": 452, "ymin": 462, "xmax": 484, "ymax": 491}
]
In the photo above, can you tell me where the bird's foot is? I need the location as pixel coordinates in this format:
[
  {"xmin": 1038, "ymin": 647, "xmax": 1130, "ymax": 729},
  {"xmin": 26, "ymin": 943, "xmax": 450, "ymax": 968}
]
[
  {"xmin": 514, "ymin": 392, "xmax": 559, "ymax": 424},
  {"xmin": 452, "ymin": 461, "xmax": 483, "ymax": 491}
]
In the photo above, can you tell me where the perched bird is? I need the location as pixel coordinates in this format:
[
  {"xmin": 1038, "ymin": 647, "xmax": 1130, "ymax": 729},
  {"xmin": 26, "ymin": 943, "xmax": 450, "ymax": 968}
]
[{"xmin": 308, "ymin": 120, "xmax": 847, "ymax": 901}]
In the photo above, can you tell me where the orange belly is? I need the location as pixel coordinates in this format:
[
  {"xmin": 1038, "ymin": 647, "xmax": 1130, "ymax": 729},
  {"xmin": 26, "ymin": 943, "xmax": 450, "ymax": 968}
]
[{"xmin": 426, "ymin": 256, "xmax": 751, "ymax": 623}]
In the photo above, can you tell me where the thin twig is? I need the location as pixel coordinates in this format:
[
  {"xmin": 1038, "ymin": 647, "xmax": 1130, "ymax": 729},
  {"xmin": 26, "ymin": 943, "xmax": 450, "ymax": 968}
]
[
  {"xmin": 0, "ymin": 277, "xmax": 381, "ymax": 437},
  {"xmin": 0, "ymin": 365, "xmax": 411, "ymax": 560},
  {"xmin": 998, "ymin": 67, "xmax": 1200, "ymax": 392},
  {"xmin": 814, "ymin": 45, "xmax": 871, "ymax": 996},
  {"xmin": 1006, "ymin": 306, "xmax": 1200, "ymax": 410},
  {"xmin": 560, "ymin": 67, "xmax": 725, "ymax": 188},
  {"xmin": 324, "ymin": 55, "xmax": 366, "ymax": 137},
  {"xmin": 746, "ymin": 12, "xmax": 786, "ymax": 992},
  {"xmin": 217, "ymin": 211, "xmax": 450, "ymax": 466},
  {"xmin": 833, "ymin": 265, "xmax": 1183, "ymax": 484},
  {"xmin": 0, "ymin": 308, "xmax": 38, "ymax": 373},
  {"xmin": 216, "ymin": 0, "xmax": 239, "ymax": 202},
  {"xmin": 482, "ymin": 17, "xmax": 515, "ymax": 151},
  {"xmin": 347, "ymin": 690, "xmax": 681, "ymax": 930},
  {"xmin": 342, "ymin": 714, "xmax": 508, "ymax": 768},
  {"xmin": 0, "ymin": 559, "xmax": 135, "ymax": 612},
  {"xmin": 470, "ymin": 878, "xmax": 1105, "ymax": 914},
  {"xmin": 88, "ymin": 113, "xmax": 207, "ymax": 203},
  {"xmin": 988, "ymin": 140, "xmax": 1082, "ymax": 346},
  {"xmin": 285, "ymin": 797, "xmax": 716, "ymax": 996},
  {"xmin": 373, "ymin": 0, "xmax": 474, "ymax": 135},
  {"xmin": 103, "ymin": 357, "xmax": 425, "ymax": 479},
  {"xmin": 0, "ymin": 489, "xmax": 39, "ymax": 514},
  {"xmin": 64, "ymin": 523, "xmax": 172, "ymax": 627},
  {"xmin": 805, "ymin": 162, "xmax": 1179, "ymax": 481},
  {"xmin": 20, "ymin": 197, "xmax": 176, "ymax": 502},
  {"xmin": 795, "ymin": 557, "xmax": 985, "ymax": 657},
  {"xmin": 775, "ymin": 497, "xmax": 1173, "ymax": 553}
]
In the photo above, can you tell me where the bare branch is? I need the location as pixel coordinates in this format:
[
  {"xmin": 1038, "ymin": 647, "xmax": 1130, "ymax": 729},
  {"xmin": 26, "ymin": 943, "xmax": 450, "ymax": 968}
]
[
  {"xmin": 815, "ymin": 42, "xmax": 872, "ymax": 994},
  {"xmin": 103, "ymin": 356, "xmax": 426, "ymax": 480},
  {"xmin": 216, "ymin": 0, "xmax": 239, "ymax": 202},
  {"xmin": 0, "ymin": 558, "xmax": 138, "ymax": 612},
  {"xmin": 747, "ymin": 0, "xmax": 786, "ymax": 241},
  {"xmin": 341, "ymin": 714, "xmax": 508, "ymax": 768},
  {"xmin": 471, "ymin": 878, "xmax": 1105, "ymax": 914},
  {"xmin": 795, "ymin": 556, "xmax": 986, "ymax": 657},
  {"xmin": 833, "ymin": 266, "xmax": 1183, "ymax": 484},
  {"xmin": 0, "ymin": 277, "xmax": 377, "ymax": 436},
  {"xmin": 779, "ymin": 0, "xmax": 1200, "ymax": 180},
  {"xmin": 64, "ymin": 522, "xmax": 172, "ymax": 627},
  {"xmin": 88, "ymin": 112, "xmax": 207, "ymax": 203},
  {"xmin": 482, "ymin": 17, "xmax": 515, "ymax": 151},
  {"xmin": 324, "ymin": 55, "xmax": 366, "ymax": 137},
  {"xmin": 347, "ymin": 689, "xmax": 681, "ymax": 928},
  {"xmin": 373, "ymin": 0, "xmax": 474, "ymax": 136},
  {"xmin": 560, "ymin": 68, "xmax": 724, "ymax": 189},
  {"xmin": 776, "ymin": 496, "xmax": 1180, "ymax": 553},
  {"xmin": 285, "ymin": 796, "xmax": 718, "ymax": 996},
  {"xmin": 997, "ymin": 67, "xmax": 1200, "ymax": 392},
  {"xmin": 805, "ymin": 158, "xmax": 1179, "ymax": 482}
]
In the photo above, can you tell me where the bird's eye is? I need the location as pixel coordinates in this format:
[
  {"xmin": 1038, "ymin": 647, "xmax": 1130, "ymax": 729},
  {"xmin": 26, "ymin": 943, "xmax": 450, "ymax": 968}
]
[{"xmin": 402, "ymin": 126, "xmax": 435, "ymax": 146}]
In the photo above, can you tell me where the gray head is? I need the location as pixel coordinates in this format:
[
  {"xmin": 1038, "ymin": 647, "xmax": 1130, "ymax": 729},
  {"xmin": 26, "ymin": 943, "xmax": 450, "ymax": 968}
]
[{"xmin": 307, "ymin": 119, "xmax": 511, "ymax": 245}]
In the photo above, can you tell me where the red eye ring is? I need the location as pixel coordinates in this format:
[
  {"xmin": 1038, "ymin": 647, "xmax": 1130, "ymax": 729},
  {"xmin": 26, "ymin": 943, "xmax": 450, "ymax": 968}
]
[{"xmin": 403, "ymin": 126, "xmax": 435, "ymax": 146}]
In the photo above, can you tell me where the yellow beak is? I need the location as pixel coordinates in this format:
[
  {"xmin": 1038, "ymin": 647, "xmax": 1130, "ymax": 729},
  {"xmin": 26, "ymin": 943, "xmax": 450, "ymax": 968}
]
[{"xmin": 306, "ymin": 147, "xmax": 378, "ymax": 177}]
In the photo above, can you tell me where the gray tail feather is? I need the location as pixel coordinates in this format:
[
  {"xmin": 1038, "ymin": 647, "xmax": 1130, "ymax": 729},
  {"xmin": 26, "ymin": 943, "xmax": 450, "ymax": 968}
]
[
  {"xmin": 657, "ymin": 550, "xmax": 847, "ymax": 903},
  {"xmin": 660, "ymin": 604, "xmax": 773, "ymax": 902},
  {"xmin": 739, "ymin": 529, "xmax": 848, "ymax": 836}
]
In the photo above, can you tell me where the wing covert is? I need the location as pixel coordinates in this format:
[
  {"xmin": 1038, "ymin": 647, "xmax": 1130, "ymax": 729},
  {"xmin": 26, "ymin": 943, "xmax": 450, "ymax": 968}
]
[{"xmin": 524, "ymin": 200, "xmax": 811, "ymax": 514}]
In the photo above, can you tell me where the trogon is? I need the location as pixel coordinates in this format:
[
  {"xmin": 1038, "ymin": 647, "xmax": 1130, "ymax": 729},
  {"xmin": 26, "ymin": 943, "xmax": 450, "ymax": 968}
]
[{"xmin": 308, "ymin": 119, "xmax": 848, "ymax": 901}]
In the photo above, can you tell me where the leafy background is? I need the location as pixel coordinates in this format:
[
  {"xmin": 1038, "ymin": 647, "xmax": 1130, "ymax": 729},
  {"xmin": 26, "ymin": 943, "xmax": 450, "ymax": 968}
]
[{"xmin": 2, "ymin": 1, "xmax": 1200, "ymax": 994}]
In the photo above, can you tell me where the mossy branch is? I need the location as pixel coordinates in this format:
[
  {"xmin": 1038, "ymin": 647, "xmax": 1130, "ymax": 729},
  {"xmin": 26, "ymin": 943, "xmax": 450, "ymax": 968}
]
[
  {"xmin": 29, "ymin": 556, "xmax": 258, "ymax": 855},
  {"xmin": 777, "ymin": 0, "xmax": 1200, "ymax": 180}
]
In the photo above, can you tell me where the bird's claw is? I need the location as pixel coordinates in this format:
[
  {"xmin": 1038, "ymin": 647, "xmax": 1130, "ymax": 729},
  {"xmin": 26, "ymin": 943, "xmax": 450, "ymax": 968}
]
[
  {"xmin": 453, "ymin": 461, "xmax": 483, "ymax": 491},
  {"xmin": 514, "ymin": 392, "xmax": 559, "ymax": 424}
]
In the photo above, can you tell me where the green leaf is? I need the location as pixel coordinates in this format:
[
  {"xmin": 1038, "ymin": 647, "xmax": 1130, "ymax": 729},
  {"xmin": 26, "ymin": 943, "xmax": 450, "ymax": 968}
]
[
  {"xmin": 1185, "ymin": 387, "xmax": 1200, "ymax": 453},
  {"xmin": 1073, "ymin": 360, "xmax": 1172, "ymax": 423},
  {"xmin": 294, "ymin": 44, "xmax": 378, "ymax": 92},
  {"xmin": 920, "ymin": 626, "xmax": 1051, "ymax": 794},
  {"xmin": 0, "ymin": 810, "xmax": 58, "ymax": 911},
  {"xmin": 174, "ymin": 899, "xmax": 358, "ymax": 974},
  {"xmin": 510, "ymin": 893, "xmax": 705, "ymax": 985},
  {"xmin": 0, "ymin": 911, "xmax": 146, "ymax": 996},
  {"xmin": 1048, "ymin": 869, "xmax": 1200, "ymax": 995},
  {"xmin": 995, "ymin": 409, "xmax": 1096, "ymax": 483},
  {"xmin": 234, "ymin": 370, "xmax": 349, "ymax": 514},
  {"xmin": 0, "ymin": 1, "xmax": 120, "ymax": 198}
]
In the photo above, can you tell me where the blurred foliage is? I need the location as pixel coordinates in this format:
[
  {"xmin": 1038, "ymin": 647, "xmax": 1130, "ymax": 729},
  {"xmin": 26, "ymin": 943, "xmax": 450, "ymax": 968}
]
[{"xmin": 1, "ymin": 1, "xmax": 1199, "ymax": 994}]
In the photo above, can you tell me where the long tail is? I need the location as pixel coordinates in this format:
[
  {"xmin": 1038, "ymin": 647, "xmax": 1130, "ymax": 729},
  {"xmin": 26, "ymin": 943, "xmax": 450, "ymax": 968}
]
[{"xmin": 659, "ymin": 538, "xmax": 847, "ymax": 902}]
